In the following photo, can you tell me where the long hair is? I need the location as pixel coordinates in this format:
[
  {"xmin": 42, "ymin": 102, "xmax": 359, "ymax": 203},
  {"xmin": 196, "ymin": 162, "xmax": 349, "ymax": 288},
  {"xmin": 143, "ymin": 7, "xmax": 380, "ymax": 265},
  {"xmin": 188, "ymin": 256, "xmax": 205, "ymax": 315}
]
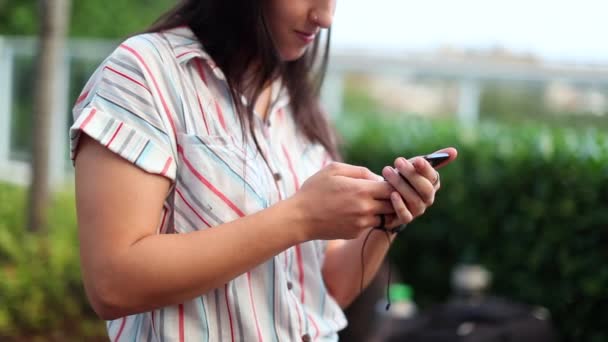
[{"xmin": 148, "ymin": 0, "xmax": 341, "ymax": 161}]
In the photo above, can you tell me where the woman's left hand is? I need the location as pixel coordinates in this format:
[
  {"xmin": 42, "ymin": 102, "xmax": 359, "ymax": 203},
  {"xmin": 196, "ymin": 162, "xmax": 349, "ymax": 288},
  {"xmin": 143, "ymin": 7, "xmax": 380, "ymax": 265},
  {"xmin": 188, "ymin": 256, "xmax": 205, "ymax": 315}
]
[{"xmin": 381, "ymin": 147, "xmax": 458, "ymax": 228}]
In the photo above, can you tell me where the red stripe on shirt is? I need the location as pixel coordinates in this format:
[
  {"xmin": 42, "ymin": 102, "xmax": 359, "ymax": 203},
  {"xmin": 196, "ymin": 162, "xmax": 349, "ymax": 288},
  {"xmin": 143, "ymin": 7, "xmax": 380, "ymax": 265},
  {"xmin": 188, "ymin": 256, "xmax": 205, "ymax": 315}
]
[
  {"xmin": 120, "ymin": 44, "xmax": 177, "ymax": 137},
  {"xmin": 308, "ymin": 312, "xmax": 321, "ymax": 340},
  {"xmin": 160, "ymin": 157, "xmax": 173, "ymax": 176},
  {"xmin": 282, "ymin": 144, "xmax": 300, "ymax": 190},
  {"xmin": 178, "ymin": 304, "xmax": 185, "ymax": 342},
  {"xmin": 178, "ymin": 145, "xmax": 246, "ymax": 217},
  {"xmin": 225, "ymin": 284, "xmax": 236, "ymax": 342},
  {"xmin": 79, "ymin": 108, "xmax": 97, "ymax": 130},
  {"xmin": 176, "ymin": 50, "xmax": 199, "ymax": 59},
  {"xmin": 159, "ymin": 207, "xmax": 168, "ymax": 233},
  {"xmin": 104, "ymin": 65, "xmax": 151, "ymax": 93},
  {"xmin": 75, "ymin": 89, "xmax": 90, "ymax": 105},
  {"xmin": 289, "ymin": 291, "xmax": 303, "ymax": 337},
  {"xmin": 176, "ymin": 188, "xmax": 212, "ymax": 228},
  {"xmin": 283, "ymin": 141, "xmax": 306, "ymax": 306},
  {"xmin": 105, "ymin": 122, "xmax": 124, "ymax": 148},
  {"xmin": 196, "ymin": 93, "xmax": 210, "ymax": 135},
  {"xmin": 195, "ymin": 59, "xmax": 207, "ymax": 84},
  {"xmin": 295, "ymin": 245, "xmax": 305, "ymax": 303},
  {"xmin": 113, "ymin": 317, "xmax": 127, "ymax": 342},
  {"xmin": 214, "ymin": 100, "xmax": 228, "ymax": 132},
  {"xmin": 247, "ymin": 272, "xmax": 265, "ymax": 342}
]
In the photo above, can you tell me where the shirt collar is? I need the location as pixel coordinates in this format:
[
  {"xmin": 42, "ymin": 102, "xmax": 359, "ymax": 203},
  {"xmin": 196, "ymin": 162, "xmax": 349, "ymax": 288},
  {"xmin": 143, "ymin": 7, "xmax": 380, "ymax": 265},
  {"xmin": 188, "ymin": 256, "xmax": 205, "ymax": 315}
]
[
  {"xmin": 163, "ymin": 26, "xmax": 226, "ymax": 81},
  {"xmin": 163, "ymin": 26, "xmax": 290, "ymax": 109}
]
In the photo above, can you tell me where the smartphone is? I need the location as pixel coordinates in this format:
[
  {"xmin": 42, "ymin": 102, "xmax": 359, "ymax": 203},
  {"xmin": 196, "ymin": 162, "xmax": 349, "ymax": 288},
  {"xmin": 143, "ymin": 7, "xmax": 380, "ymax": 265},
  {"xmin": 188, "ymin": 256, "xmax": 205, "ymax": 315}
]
[{"xmin": 422, "ymin": 152, "xmax": 450, "ymax": 168}]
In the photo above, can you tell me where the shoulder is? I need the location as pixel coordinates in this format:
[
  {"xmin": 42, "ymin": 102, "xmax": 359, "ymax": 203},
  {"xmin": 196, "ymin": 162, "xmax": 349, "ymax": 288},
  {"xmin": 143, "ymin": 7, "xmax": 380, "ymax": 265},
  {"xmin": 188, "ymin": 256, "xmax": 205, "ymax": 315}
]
[{"xmin": 109, "ymin": 32, "xmax": 176, "ymax": 71}]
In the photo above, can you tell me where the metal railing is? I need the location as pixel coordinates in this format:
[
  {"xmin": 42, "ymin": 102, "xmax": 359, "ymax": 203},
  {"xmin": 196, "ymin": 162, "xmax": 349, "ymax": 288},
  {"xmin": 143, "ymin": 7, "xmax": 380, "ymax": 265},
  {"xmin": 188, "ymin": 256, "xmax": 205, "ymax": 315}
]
[
  {"xmin": 2, "ymin": 36, "xmax": 608, "ymax": 187},
  {"xmin": 0, "ymin": 36, "xmax": 116, "ymax": 186}
]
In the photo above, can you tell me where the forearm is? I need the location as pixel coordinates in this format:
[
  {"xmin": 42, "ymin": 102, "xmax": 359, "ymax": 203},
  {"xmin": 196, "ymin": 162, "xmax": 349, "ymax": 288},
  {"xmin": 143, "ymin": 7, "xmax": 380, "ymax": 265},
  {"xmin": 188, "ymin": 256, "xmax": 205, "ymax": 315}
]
[
  {"xmin": 87, "ymin": 198, "xmax": 306, "ymax": 320},
  {"xmin": 322, "ymin": 228, "xmax": 396, "ymax": 308}
]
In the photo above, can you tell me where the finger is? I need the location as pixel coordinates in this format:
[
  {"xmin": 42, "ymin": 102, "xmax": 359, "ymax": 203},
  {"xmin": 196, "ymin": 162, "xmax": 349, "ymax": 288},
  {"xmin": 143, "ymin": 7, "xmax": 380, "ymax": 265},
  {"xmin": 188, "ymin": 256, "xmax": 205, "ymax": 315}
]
[
  {"xmin": 374, "ymin": 213, "xmax": 387, "ymax": 228},
  {"xmin": 364, "ymin": 199, "xmax": 396, "ymax": 215},
  {"xmin": 427, "ymin": 147, "xmax": 458, "ymax": 170},
  {"xmin": 327, "ymin": 162, "xmax": 383, "ymax": 181},
  {"xmin": 363, "ymin": 202, "xmax": 398, "ymax": 228},
  {"xmin": 410, "ymin": 157, "xmax": 441, "ymax": 190},
  {"xmin": 380, "ymin": 214, "xmax": 403, "ymax": 229},
  {"xmin": 390, "ymin": 191, "xmax": 414, "ymax": 224},
  {"xmin": 361, "ymin": 213, "xmax": 391, "ymax": 229},
  {"xmin": 384, "ymin": 214, "xmax": 401, "ymax": 229},
  {"xmin": 360, "ymin": 179, "xmax": 395, "ymax": 199},
  {"xmin": 382, "ymin": 165, "xmax": 427, "ymax": 216},
  {"xmin": 393, "ymin": 158, "xmax": 435, "ymax": 207}
]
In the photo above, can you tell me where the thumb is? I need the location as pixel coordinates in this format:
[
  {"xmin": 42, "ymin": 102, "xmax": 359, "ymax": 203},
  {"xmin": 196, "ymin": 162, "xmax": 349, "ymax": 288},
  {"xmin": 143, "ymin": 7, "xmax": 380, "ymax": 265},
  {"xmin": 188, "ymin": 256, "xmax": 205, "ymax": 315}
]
[
  {"xmin": 430, "ymin": 147, "xmax": 458, "ymax": 170},
  {"xmin": 327, "ymin": 162, "xmax": 384, "ymax": 181}
]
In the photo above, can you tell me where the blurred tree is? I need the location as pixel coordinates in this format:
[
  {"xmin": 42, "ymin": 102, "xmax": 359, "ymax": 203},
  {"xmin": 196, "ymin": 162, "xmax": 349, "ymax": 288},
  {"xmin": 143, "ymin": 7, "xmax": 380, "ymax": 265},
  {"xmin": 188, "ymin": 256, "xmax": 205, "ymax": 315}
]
[
  {"xmin": 0, "ymin": 0, "xmax": 38, "ymax": 35},
  {"xmin": 0, "ymin": 0, "xmax": 174, "ymax": 38},
  {"xmin": 28, "ymin": 0, "xmax": 70, "ymax": 233},
  {"xmin": 69, "ymin": 0, "xmax": 174, "ymax": 38}
]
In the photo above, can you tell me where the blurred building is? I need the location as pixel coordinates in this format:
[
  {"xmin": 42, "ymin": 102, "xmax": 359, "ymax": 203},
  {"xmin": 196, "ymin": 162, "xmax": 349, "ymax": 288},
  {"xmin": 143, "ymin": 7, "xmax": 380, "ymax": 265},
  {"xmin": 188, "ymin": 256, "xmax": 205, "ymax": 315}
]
[
  {"xmin": 545, "ymin": 81, "xmax": 607, "ymax": 116},
  {"xmin": 341, "ymin": 46, "xmax": 608, "ymax": 119}
]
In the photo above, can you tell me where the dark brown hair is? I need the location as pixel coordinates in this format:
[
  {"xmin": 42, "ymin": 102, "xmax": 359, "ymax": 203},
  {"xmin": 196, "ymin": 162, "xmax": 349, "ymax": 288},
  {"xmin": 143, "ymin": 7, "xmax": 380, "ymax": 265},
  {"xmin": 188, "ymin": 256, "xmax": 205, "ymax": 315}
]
[{"xmin": 149, "ymin": 0, "xmax": 341, "ymax": 160}]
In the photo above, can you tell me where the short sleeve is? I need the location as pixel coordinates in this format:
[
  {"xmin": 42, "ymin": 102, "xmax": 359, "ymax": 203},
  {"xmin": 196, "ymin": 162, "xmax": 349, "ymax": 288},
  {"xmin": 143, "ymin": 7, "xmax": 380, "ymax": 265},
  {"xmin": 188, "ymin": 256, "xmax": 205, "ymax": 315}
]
[{"xmin": 69, "ymin": 35, "xmax": 177, "ymax": 181}]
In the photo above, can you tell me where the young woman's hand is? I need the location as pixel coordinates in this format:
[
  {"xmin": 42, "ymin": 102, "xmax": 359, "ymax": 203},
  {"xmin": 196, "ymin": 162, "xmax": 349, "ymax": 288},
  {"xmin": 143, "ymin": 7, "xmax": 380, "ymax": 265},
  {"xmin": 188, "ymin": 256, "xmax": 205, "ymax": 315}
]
[
  {"xmin": 291, "ymin": 162, "xmax": 396, "ymax": 241},
  {"xmin": 382, "ymin": 147, "xmax": 458, "ymax": 227}
]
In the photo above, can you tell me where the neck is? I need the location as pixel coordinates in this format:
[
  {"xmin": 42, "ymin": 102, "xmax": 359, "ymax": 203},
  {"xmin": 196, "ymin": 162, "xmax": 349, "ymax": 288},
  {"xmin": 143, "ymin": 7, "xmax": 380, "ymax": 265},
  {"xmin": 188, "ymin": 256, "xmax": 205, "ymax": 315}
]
[{"xmin": 254, "ymin": 83, "xmax": 273, "ymax": 121}]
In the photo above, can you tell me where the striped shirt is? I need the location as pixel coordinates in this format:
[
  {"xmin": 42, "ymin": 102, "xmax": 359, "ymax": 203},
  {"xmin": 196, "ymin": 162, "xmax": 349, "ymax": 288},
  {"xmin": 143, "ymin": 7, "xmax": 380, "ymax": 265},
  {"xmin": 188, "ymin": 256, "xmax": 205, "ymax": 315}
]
[{"xmin": 69, "ymin": 26, "xmax": 347, "ymax": 341}]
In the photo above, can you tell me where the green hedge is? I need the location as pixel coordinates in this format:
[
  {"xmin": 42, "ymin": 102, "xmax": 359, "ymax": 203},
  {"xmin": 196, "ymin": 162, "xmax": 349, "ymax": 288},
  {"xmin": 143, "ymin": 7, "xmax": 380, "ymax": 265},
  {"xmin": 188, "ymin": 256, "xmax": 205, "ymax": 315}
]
[
  {"xmin": 0, "ymin": 184, "xmax": 105, "ymax": 341},
  {"xmin": 339, "ymin": 112, "xmax": 608, "ymax": 342}
]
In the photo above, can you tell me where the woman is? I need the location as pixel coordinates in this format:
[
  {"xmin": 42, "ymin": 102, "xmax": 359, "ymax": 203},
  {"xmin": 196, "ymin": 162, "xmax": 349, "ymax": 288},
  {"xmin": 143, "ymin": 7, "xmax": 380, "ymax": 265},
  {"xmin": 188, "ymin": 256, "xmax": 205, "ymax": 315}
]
[{"xmin": 70, "ymin": 0, "xmax": 457, "ymax": 340}]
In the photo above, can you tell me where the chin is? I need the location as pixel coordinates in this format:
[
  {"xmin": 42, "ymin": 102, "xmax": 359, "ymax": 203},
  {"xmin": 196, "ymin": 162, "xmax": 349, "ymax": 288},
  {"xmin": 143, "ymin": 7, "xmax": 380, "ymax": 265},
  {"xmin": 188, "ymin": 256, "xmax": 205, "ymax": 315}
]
[{"xmin": 279, "ymin": 47, "xmax": 308, "ymax": 62}]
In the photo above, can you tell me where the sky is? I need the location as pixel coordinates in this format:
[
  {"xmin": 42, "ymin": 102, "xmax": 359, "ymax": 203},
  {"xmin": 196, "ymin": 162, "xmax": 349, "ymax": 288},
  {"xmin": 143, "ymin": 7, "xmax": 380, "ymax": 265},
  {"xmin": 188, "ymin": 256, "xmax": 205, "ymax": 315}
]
[{"xmin": 332, "ymin": 0, "xmax": 607, "ymax": 64}]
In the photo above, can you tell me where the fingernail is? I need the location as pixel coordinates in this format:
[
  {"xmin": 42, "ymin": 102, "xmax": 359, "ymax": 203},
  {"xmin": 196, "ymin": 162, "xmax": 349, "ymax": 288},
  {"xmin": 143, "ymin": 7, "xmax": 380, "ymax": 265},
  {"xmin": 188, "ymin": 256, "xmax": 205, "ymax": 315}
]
[
  {"xmin": 382, "ymin": 167, "xmax": 392, "ymax": 178},
  {"xmin": 396, "ymin": 158, "xmax": 407, "ymax": 168}
]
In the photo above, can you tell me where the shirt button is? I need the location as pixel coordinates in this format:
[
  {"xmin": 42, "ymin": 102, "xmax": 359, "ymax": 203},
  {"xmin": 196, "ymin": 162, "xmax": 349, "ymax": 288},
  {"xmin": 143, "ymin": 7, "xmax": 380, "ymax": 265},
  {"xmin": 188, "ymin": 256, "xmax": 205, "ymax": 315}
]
[
  {"xmin": 302, "ymin": 333, "xmax": 311, "ymax": 342},
  {"xmin": 287, "ymin": 281, "xmax": 293, "ymax": 290},
  {"xmin": 273, "ymin": 172, "xmax": 282, "ymax": 181}
]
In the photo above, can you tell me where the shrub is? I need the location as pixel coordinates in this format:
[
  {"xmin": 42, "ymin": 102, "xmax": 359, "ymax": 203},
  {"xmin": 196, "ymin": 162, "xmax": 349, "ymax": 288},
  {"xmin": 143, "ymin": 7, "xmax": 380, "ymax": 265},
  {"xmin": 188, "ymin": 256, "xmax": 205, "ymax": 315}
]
[
  {"xmin": 0, "ymin": 183, "xmax": 105, "ymax": 341},
  {"xmin": 340, "ymin": 112, "xmax": 608, "ymax": 342}
]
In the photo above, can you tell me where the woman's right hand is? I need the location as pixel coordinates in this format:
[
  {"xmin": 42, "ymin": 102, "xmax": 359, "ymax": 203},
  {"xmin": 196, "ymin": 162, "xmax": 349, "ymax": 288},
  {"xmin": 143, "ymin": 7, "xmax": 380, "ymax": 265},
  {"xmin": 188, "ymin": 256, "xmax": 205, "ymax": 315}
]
[{"xmin": 290, "ymin": 162, "xmax": 396, "ymax": 241}]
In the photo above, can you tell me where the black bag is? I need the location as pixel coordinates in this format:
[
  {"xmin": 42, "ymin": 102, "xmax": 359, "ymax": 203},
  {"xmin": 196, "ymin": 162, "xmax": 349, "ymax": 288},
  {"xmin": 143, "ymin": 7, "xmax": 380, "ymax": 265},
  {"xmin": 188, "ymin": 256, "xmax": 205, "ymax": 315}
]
[{"xmin": 385, "ymin": 296, "xmax": 557, "ymax": 342}]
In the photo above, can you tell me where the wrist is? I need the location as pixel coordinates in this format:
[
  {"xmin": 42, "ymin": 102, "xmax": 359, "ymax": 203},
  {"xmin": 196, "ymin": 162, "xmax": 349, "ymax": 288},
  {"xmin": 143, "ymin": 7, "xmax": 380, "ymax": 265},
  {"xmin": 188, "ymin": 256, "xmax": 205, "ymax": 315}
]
[{"xmin": 281, "ymin": 195, "xmax": 314, "ymax": 244}]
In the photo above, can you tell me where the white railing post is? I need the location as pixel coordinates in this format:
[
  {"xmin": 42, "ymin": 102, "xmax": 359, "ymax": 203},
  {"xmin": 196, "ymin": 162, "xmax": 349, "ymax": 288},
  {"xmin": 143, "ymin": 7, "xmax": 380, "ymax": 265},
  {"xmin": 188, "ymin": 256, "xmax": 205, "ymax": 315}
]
[
  {"xmin": 0, "ymin": 38, "xmax": 15, "ymax": 179},
  {"xmin": 322, "ymin": 71, "xmax": 344, "ymax": 120},
  {"xmin": 48, "ymin": 53, "xmax": 70, "ymax": 187},
  {"xmin": 457, "ymin": 79, "xmax": 481, "ymax": 126}
]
